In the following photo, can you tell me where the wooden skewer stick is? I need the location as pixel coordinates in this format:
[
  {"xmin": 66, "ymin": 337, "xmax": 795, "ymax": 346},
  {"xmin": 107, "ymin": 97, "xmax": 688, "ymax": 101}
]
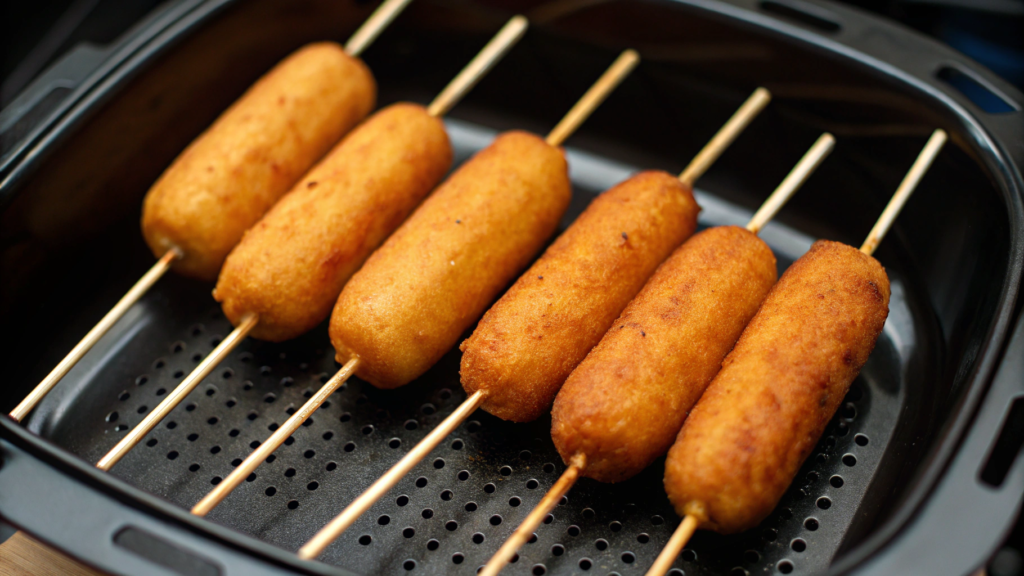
[
  {"xmin": 298, "ymin": 390, "xmax": 486, "ymax": 559},
  {"xmin": 546, "ymin": 49, "xmax": 640, "ymax": 147},
  {"xmin": 95, "ymin": 313, "xmax": 258, "ymax": 471},
  {"xmin": 427, "ymin": 16, "xmax": 528, "ymax": 117},
  {"xmin": 344, "ymin": 0, "xmax": 415, "ymax": 57},
  {"xmin": 861, "ymin": 129, "xmax": 947, "ymax": 256},
  {"xmin": 746, "ymin": 133, "xmax": 835, "ymax": 235},
  {"xmin": 10, "ymin": 248, "xmax": 181, "ymax": 423},
  {"xmin": 678, "ymin": 87, "xmax": 771, "ymax": 187},
  {"xmin": 479, "ymin": 454, "xmax": 586, "ymax": 576},
  {"xmin": 191, "ymin": 358, "xmax": 360, "ymax": 515},
  {"xmin": 645, "ymin": 513, "xmax": 702, "ymax": 576},
  {"xmin": 180, "ymin": 17, "xmax": 525, "ymax": 516},
  {"xmin": 296, "ymin": 61, "xmax": 640, "ymax": 559},
  {"xmin": 644, "ymin": 130, "xmax": 946, "ymax": 576}
]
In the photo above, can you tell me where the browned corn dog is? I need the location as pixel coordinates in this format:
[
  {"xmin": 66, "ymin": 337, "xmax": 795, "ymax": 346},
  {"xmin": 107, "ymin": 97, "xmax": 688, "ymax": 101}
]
[
  {"xmin": 213, "ymin": 103, "xmax": 451, "ymax": 342},
  {"xmin": 664, "ymin": 240, "xmax": 890, "ymax": 534},
  {"xmin": 460, "ymin": 171, "xmax": 700, "ymax": 422},
  {"xmin": 330, "ymin": 131, "xmax": 572, "ymax": 388},
  {"xmin": 142, "ymin": 42, "xmax": 375, "ymax": 280},
  {"xmin": 552, "ymin": 225, "xmax": 777, "ymax": 482}
]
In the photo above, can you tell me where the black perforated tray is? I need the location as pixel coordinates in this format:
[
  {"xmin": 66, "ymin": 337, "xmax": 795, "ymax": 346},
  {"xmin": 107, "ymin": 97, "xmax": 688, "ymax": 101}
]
[{"xmin": 2, "ymin": 1, "xmax": 1023, "ymax": 575}]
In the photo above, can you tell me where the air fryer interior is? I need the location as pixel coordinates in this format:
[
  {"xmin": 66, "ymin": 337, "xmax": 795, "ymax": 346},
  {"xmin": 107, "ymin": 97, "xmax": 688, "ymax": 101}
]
[{"xmin": 0, "ymin": 0, "xmax": 1014, "ymax": 575}]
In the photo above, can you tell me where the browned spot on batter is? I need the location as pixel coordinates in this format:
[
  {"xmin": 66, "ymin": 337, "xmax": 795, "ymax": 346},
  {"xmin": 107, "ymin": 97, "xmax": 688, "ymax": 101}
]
[
  {"xmin": 307, "ymin": 181, "xmax": 318, "ymax": 189},
  {"xmin": 843, "ymin": 349, "xmax": 854, "ymax": 365}
]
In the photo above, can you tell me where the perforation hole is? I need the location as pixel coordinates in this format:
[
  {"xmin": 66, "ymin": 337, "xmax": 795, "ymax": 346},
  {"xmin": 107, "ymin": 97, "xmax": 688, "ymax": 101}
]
[
  {"xmin": 446, "ymin": 520, "xmax": 458, "ymax": 531},
  {"xmin": 526, "ymin": 479, "xmax": 539, "ymax": 489},
  {"xmin": 232, "ymin": 458, "xmax": 243, "ymax": 467},
  {"xmin": 778, "ymin": 560, "xmax": 794, "ymax": 574},
  {"xmin": 265, "ymin": 486, "xmax": 276, "ymax": 496},
  {"xmin": 137, "ymin": 405, "xmax": 149, "ymax": 414},
  {"xmin": 595, "ymin": 539, "xmax": 608, "ymax": 551},
  {"xmin": 473, "ymin": 533, "xmax": 485, "ymax": 544},
  {"xmin": 682, "ymin": 549, "xmax": 697, "ymax": 562},
  {"xmin": 452, "ymin": 553, "xmax": 464, "ymax": 565},
  {"xmin": 403, "ymin": 560, "xmax": 416, "ymax": 571},
  {"xmin": 405, "ymin": 419, "xmax": 419, "ymax": 430},
  {"xmin": 322, "ymin": 431, "xmax": 334, "ymax": 441},
  {"xmin": 304, "ymin": 450, "xmax": 315, "ymax": 459},
  {"xmin": 307, "ymin": 481, "xmax": 319, "ymax": 491},
  {"xmin": 118, "ymin": 391, "xmax": 130, "ymax": 401},
  {"xmin": 730, "ymin": 568, "xmax": 748, "ymax": 576},
  {"xmin": 136, "ymin": 376, "xmax": 148, "ymax": 386},
  {"xmin": 210, "ymin": 445, "xmax": 221, "ymax": 454},
  {"xmin": 805, "ymin": 518, "xmax": 819, "ymax": 531},
  {"xmin": 637, "ymin": 533, "xmax": 649, "ymax": 544},
  {"xmin": 528, "ymin": 534, "xmax": 538, "ymax": 544},
  {"xmin": 465, "ymin": 502, "xmax": 477, "ymax": 512},
  {"xmin": 458, "ymin": 470, "xmax": 470, "ymax": 481},
  {"xmin": 764, "ymin": 528, "xmax": 778, "ymax": 541},
  {"xmin": 855, "ymin": 434, "xmax": 869, "ymax": 446},
  {"xmin": 451, "ymin": 439, "xmax": 464, "ymax": 450},
  {"xmin": 378, "ymin": 515, "xmax": 390, "ymax": 525},
  {"xmin": 467, "ymin": 421, "xmax": 481, "ymax": 433},
  {"xmin": 404, "ymin": 527, "xmax": 416, "ymax": 538},
  {"xmin": 146, "ymin": 439, "xmax": 157, "ymax": 448},
  {"xmin": 500, "ymin": 466, "xmax": 513, "ymax": 476},
  {"xmin": 792, "ymin": 539, "xmax": 807, "ymax": 552},
  {"xmin": 287, "ymin": 500, "xmax": 299, "ymax": 510},
  {"xmin": 622, "ymin": 552, "xmax": 635, "ymax": 564},
  {"xmin": 362, "ymin": 425, "xmax": 374, "ymax": 435},
  {"xmin": 817, "ymin": 497, "xmax": 832, "ymax": 509},
  {"xmin": 609, "ymin": 521, "xmax": 622, "ymax": 532},
  {"xmin": 416, "ymin": 477, "xmax": 428, "ymax": 488},
  {"xmin": 389, "ymin": 438, "xmax": 402, "ymax": 449},
  {"xmin": 186, "ymin": 403, "xmax": 197, "ymax": 412},
  {"xmin": 114, "ymin": 424, "xmax": 128, "ymax": 432},
  {"xmin": 484, "ymin": 483, "xmax": 496, "ymax": 493},
  {"xmin": 189, "ymin": 464, "xmax": 200, "ymax": 472},
  {"xmin": 427, "ymin": 539, "xmax": 440, "ymax": 551},
  {"xmin": 422, "ymin": 509, "xmax": 434, "ymax": 519},
  {"xmin": 359, "ymin": 535, "xmax": 372, "ymax": 546},
  {"xmin": 490, "ymin": 515, "xmax": 502, "ymax": 526},
  {"xmin": 156, "ymin": 388, "xmax": 167, "ymax": 396},
  {"xmin": 830, "ymin": 475, "xmax": 845, "ymax": 488},
  {"xmin": 285, "ymin": 468, "xmax": 296, "ymax": 478},
  {"xmin": 532, "ymin": 564, "xmax": 546, "ymax": 575},
  {"xmin": 843, "ymin": 454, "xmax": 857, "ymax": 466},
  {"xmin": 579, "ymin": 558, "xmax": 592, "ymax": 570},
  {"xmin": 567, "ymin": 525, "xmax": 580, "ymax": 537},
  {"xmin": 441, "ymin": 490, "xmax": 454, "ymax": 501},
  {"xmin": 211, "ymin": 476, "xmax": 222, "ymax": 485},
  {"xmin": 434, "ymin": 458, "xmax": 445, "ymax": 469},
  {"xmin": 744, "ymin": 550, "xmax": 761, "ymax": 563},
  {"xmin": 421, "ymin": 403, "xmax": 436, "ymax": 415},
  {"xmin": 324, "ymin": 461, "xmax": 337, "ymax": 472},
  {"xmin": 280, "ymin": 377, "xmax": 293, "ymax": 388},
  {"xmin": 543, "ymin": 463, "xmax": 555, "ymax": 473},
  {"xmin": 340, "ymin": 412, "xmax": 352, "ymax": 423},
  {"xmin": 229, "ymin": 429, "xmax": 240, "ymax": 437},
  {"xmin": 247, "ymin": 411, "xmax": 258, "ymax": 421},
  {"xmin": 344, "ymin": 442, "xmax": 356, "ymax": 452}
]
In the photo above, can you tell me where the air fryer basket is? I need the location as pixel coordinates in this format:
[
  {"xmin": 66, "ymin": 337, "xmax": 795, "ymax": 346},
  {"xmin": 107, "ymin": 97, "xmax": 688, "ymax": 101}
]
[{"xmin": 1, "ymin": 1, "xmax": 1022, "ymax": 575}]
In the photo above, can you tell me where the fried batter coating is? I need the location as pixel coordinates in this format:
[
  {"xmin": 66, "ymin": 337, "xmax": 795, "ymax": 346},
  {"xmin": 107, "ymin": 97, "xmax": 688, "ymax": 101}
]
[
  {"xmin": 330, "ymin": 131, "xmax": 571, "ymax": 388},
  {"xmin": 460, "ymin": 171, "xmax": 699, "ymax": 422},
  {"xmin": 142, "ymin": 42, "xmax": 375, "ymax": 280},
  {"xmin": 664, "ymin": 240, "xmax": 890, "ymax": 534},
  {"xmin": 552, "ymin": 226, "xmax": 777, "ymax": 482},
  {"xmin": 213, "ymin": 104, "xmax": 451, "ymax": 342}
]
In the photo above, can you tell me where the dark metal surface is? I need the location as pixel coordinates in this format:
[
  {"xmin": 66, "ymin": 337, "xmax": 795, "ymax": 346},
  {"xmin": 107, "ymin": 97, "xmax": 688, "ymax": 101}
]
[{"xmin": 0, "ymin": 0, "xmax": 1022, "ymax": 575}]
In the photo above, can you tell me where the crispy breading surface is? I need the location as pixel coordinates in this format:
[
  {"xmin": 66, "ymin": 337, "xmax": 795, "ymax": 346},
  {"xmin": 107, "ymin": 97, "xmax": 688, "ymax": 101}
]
[
  {"xmin": 460, "ymin": 171, "xmax": 699, "ymax": 422},
  {"xmin": 142, "ymin": 43, "xmax": 375, "ymax": 280},
  {"xmin": 213, "ymin": 104, "xmax": 451, "ymax": 342},
  {"xmin": 664, "ymin": 240, "xmax": 890, "ymax": 534},
  {"xmin": 330, "ymin": 131, "xmax": 571, "ymax": 389},
  {"xmin": 552, "ymin": 226, "xmax": 777, "ymax": 483}
]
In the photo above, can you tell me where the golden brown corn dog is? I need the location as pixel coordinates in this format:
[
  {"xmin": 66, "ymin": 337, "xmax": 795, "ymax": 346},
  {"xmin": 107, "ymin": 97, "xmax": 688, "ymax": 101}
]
[
  {"xmin": 552, "ymin": 225, "xmax": 777, "ymax": 482},
  {"xmin": 330, "ymin": 131, "xmax": 571, "ymax": 389},
  {"xmin": 460, "ymin": 171, "xmax": 699, "ymax": 422},
  {"xmin": 212, "ymin": 103, "xmax": 451, "ymax": 342},
  {"xmin": 664, "ymin": 240, "xmax": 890, "ymax": 534},
  {"xmin": 142, "ymin": 42, "xmax": 375, "ymax": 280}
]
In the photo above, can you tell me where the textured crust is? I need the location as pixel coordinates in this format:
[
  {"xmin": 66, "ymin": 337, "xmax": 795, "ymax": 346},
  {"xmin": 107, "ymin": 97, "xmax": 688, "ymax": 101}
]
[
  {"xmin": 213, "ymin": 104, "xmax": 451, "ymax": 342},
  {"xmin": 664, "ymin": 240, "xmax": 890, "ymax": 534},
  {"xmin": 330, "ymin": 131, "xmax": 571, "ymax": 389},
  {"xmin": 552, "ymin": 226, "xmax": 777, "ymax": 483},
  {"xmin": 460, "ymin": 171, "xmax": 699, "ymax": 422},
  {"xmin": 141, "ymin": 43, "xmax": 375, "ymax": 280}
]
